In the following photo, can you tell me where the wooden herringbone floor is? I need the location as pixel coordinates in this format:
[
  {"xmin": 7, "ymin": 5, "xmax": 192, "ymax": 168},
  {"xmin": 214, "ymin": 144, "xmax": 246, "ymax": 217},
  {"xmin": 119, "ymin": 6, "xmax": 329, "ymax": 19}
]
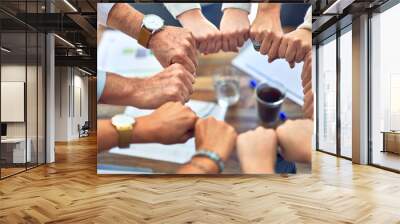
[{"xmin": 0, "ymin": 135, "xmax": 399, "ymax": 224}]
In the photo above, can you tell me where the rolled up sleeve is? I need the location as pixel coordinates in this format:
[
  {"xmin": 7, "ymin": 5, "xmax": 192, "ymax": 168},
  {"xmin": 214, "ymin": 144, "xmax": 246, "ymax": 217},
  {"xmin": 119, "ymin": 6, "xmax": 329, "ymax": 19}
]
[
  {"xmin": 297, "ymin": 6, "xmax": 312, "ymax": 31},
  {"xmin": 221, "ymin": 3, "xmax": 251, "ymax": 14},
  {"xmin": 97, "ymin": 70, "xmax": 107, "ymax": 102},
  {"xmin": 164, "ymin": 3, "xmax": 201, "ymax": 19}
]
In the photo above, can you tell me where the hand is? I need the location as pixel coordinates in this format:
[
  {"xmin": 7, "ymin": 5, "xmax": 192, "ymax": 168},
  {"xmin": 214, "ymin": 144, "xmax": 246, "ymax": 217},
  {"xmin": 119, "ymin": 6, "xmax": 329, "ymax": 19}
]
[
  {"xmin": 133, "ymin": 102, "xmax": 198, "ymax": 144},
  {"xmin": 250, "ymin": 6, "xmax": 283, "ymax": 62},
  {"xmin": 278, "ymin": 28, "xmax": 312, "ymax": 68},
  {"xmin": 301, "ymin": 52, "xmax": 313, "ymax": 120},
  {"xmin": 194, "ymin": 117, "xmax": 237, "ymax": 161},
  {"xmin": 276, "ymin": 119, "xmax": 313, "ymax": 163},
  {"xmin": 148, "ymin": 26, "xmax": 198, "ymax": 74},
  {"xmin": 133, "ymin": 63, "xmax": 195, "ymax": 109},
  {"xmin": 178, "ymin": 9, "xmax": 222, "ymax": 54},
  {"xmin": 237, "ymin": 127, "xmax": 277, "ymax": 174},
  {"xmin": 219, "ymin": 8, "xmax": 250, "ymax": 52}
]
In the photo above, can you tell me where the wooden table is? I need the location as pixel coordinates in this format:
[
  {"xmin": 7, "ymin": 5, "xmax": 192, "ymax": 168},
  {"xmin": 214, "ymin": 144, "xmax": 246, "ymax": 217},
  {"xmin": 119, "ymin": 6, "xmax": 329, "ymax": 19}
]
[
  {"xmin": 98, "ymin": 52, "xmax": 304, "ymax": 174},
  {"xmin": 381, "ymin": 131, "xmax": 400, "ymax": 154}
]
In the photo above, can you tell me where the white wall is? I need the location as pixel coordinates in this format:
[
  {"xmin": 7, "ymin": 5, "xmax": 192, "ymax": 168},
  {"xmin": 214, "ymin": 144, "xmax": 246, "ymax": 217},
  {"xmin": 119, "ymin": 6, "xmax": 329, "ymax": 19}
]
[
  {"xmin": 340, "ymin": 30, "xmax": 353, "ymax": 158},
  {"xmin": 1, "ymin": 65, "xmax": 39, "ymax": 138},
  {"xmin": 54, "ymin": 67, "xmax": 89, "ymax": 141},
  {"xmin": 1, "ymin": 64, "xmax": 46, "ymax": 164}
]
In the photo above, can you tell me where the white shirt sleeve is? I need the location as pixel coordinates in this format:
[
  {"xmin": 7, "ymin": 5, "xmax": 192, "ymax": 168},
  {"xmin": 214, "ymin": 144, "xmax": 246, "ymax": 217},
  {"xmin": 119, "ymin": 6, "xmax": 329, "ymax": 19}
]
[
  {"xmin": 221, "ymin": 3, "xmax": 251, "ymax": 14},
  {"xmin": 97, "ymin": 3, "xmax": 115, "ymax": 26},
  {"xmin": 297, "ymin": 6, "xmax": 312, "ymax": 30},
  {"xmin": 97, "ymin": 70, "xmax": 107, "ymax": 102},
  {"xmin": 164, "ymin": 3, "xmax": 201, "ymax": 19}
]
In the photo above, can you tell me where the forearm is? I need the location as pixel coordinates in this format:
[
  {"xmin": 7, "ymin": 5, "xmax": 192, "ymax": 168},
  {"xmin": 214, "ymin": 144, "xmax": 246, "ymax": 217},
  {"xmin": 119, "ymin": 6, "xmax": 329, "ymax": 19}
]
[
  {"xmin": 107, "ymin": 3, "xmax": 144, "ymax": 40},
  {"xmin": 98, "ymin": 72, "xmax": 142, "ymax": 107},
  {"xmin": 164, "ymin": 3, "xmax": 200, "ymax": 19},
  {"xmin": 257, "ymin": 3, "xmax": 281, "ymax": 16},
  {"xmin": 97, "ymin": 117, "xmax": 155, "ymax": 152},
  {"xmin": 177, "ymin": 8, "xmax": 204, "ymax": 27},
  {"xmin": 98, "ymin": 119, "xmax": 120, "ymax": 152}
]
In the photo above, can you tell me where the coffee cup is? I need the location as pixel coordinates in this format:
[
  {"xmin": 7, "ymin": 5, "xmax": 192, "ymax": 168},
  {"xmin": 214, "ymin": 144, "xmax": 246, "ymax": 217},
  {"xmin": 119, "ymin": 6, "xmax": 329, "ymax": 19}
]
[{"xmin": 255, "ymin": 82, "xmax": 286, "ymax": 123}]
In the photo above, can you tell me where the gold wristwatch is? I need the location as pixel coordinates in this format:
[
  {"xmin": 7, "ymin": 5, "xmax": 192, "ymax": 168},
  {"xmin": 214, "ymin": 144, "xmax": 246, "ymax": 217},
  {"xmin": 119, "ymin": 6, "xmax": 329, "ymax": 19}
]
[
  {"xmin": 138, "ymin": 14, "xmax": 165, "ymax": 48},
  {"xmin": 111, "ymin": 114, "xmax": 135, "ymax": 149}
]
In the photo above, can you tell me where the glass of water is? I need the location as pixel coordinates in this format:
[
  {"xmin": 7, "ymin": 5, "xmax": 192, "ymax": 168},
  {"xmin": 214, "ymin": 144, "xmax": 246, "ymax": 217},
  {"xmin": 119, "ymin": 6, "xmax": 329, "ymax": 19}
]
[{"xmin": 213, "ymin": 66, "xmax": 240, "ymax": 108}]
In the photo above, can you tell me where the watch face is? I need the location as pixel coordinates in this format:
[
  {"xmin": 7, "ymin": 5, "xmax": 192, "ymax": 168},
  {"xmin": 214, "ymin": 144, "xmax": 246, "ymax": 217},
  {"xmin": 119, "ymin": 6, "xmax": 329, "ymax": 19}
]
[
  {"xmin": 143, "ymin": 14, "xmax": 164, "ymax": 31},
  {"xmin": 112, "ymin": 114, "xmax": 135, "ymax": 127}
]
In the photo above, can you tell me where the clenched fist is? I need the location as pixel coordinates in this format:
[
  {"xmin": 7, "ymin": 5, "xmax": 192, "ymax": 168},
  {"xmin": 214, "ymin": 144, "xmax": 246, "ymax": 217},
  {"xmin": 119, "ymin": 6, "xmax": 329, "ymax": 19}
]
[
  {"xmin": 134, "ymin": 63, "xmax": 195, "ymax": 109},
  {"xmin": 194, "ymin": 117, "xmax": 237, "ymax": 161},
  {"xmin": 250, "ymin": 3, "xmax": 283, "ymax": 62},
  {"xmin": 149, "ymin": 26, "xmax": 198, "ymax": 74},
  {"xmin": 134, "ymin": 102, "xmax": 198, "ymax": 144},
  {"xmin": 276, "ymin": 119, "xmax": 313, "ymax": 163},
  {"xmin": 237, "ymin": 127, "xmax": 278, "ymax": 174},
  {"xmin": 178, "ymin": 9, "xmax": 222, "ymax": 54},
  {"xmin": 278, "ymin": 28, "xmax": 312, "ymax": 68},
  {"xmin": 220, "ymin": 8, "xmax": 250, "ymax": 52}
]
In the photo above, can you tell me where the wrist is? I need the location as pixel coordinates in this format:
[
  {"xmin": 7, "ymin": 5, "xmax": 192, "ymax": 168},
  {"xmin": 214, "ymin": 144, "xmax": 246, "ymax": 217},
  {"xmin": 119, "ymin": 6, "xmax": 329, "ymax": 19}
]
[
  {"xmin": 126, "ymin": 77, "xmax": 146, "ymax": 107},
  {"xmin": 131, "ymin": 115, "xmax": 158, "ymax": 143},
  {"xmin": 147, "ymin": 27, "xmax": 165, "ymax": 50},
  {"xmin": 189, "ymin": 157, "xmax": 219, "ymax": 174},
  {"xmin": 257, "ymin": 3, "xmax": 281, "ymax": 15},
  {"xmin": 223, "ymin": 8, "xmax": 249, "ymax": 15},
  {"xmin": 177, "ymin": 9, "xmax": 203, "ymax": 26},
  {"xmin": 176, "ymin": 9, "xmax": 204, "ymax": 23},
  {"xmin": 197, "ymin": 144, "xmax": 228, "ymax": 161}
]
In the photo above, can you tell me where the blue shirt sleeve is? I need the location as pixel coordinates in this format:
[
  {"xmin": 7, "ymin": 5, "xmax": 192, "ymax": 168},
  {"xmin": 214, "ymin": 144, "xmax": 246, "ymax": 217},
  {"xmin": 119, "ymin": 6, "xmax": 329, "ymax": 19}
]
[{"xmin": 97, "ymin": 70, "xmax": 107, "ymax": 102}]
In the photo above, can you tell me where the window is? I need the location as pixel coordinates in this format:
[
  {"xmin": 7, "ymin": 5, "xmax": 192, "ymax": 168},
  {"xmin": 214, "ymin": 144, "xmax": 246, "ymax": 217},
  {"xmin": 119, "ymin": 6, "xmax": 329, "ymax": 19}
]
[
  {"xmin": 317, "ymin": 36, "xmax": 337, "ymax": 154},
  {"xmin": 370, "ymin": 3, "xmax": 400, "ymax": 171},
  {"xmin": 0, "ymin": 1, "xmax": 46, "ymax": 179}
]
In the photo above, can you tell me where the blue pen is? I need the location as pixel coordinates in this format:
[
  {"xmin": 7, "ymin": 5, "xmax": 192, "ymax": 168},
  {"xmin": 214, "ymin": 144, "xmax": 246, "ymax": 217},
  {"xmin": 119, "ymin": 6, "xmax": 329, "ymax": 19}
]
[
  {"xmin": 279, "ymin": 111, "xmax": 287, "ymax": 122},
  {"xmin": 249, "ymin": 79, "xmax": 258, "ymax": 89}
]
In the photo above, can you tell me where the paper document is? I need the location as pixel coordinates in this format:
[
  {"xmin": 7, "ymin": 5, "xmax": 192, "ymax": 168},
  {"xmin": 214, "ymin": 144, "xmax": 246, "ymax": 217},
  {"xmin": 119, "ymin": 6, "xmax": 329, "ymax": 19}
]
[
  {"xmin": 109, "ymin": 100, "xmax": 225, "ymax": 164},
  {"xmin": 232, "ymin": 41, "xmax": 304, "ymax": 105},
  {"xmin": 97, "ymin": 30, "xmax": 163, "ymax": 77}
]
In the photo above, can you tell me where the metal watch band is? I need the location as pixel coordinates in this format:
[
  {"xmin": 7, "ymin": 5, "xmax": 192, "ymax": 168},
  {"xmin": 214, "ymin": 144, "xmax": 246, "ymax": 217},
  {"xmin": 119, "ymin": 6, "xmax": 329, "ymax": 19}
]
[{"xmin": 192, "ymin": 150, "xmax": 224, "ymax": 173}]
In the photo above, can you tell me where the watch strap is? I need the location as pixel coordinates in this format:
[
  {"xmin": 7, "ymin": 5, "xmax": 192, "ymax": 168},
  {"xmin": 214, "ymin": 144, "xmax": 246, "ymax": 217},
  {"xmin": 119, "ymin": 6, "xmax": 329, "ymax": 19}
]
[
  {"xmin": 117, "ymin": 127, "xmax": 132, "ymax": 148},
  {"xmin": 192, "ymin": 150, "xmax": 224, "ymax": 173},
  {"xmin": 138, "ymin": 26, "xmax": 152, "ymax": 48}
]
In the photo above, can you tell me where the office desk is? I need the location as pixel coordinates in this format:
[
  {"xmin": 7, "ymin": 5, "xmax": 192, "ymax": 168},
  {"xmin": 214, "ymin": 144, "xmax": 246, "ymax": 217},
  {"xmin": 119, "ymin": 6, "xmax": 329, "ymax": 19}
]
[
  {"xmin": 1, "ymin": 138, "xmax": 31, "ymax": 164},
  {"xmin": 98, "ymin": 53, "xmax": 304, "ymax": 174},
  {"xmin": 381, "ymin": 131, "xmax": 400, "ymax": 154}
]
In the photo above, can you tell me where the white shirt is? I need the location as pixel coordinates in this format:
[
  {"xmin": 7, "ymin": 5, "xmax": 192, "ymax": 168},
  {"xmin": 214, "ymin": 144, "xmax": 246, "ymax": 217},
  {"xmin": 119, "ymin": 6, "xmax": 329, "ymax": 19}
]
[
  {"xmin": 164, "ymin": 3, "xmax": 251, "ymax": 19},
  {"xmin": 297, "ymin": 6, "xmax": 312, "ymax": 30}
]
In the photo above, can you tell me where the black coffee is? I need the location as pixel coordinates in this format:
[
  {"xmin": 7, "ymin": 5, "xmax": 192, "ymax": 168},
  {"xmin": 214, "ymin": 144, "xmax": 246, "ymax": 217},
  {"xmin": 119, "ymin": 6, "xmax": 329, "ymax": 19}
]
[
  {"xmin": 256, "ymin": 86, "xmax": 284, "ymax": 123},
  {"xmin": 257, "ymin": 87, "xmax": 283, "ymax": 103}
]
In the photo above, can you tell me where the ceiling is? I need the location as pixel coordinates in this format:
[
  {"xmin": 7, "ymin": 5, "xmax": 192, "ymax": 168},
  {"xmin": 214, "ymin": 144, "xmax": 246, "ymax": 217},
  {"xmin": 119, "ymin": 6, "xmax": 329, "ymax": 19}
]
[
  {"xmin": 0, "ymin": 0, "xmax": 96, "ymax": 73},
  {"xmin": 311, "ymin": 0, "xmax": 391, "ymax": 44}
]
